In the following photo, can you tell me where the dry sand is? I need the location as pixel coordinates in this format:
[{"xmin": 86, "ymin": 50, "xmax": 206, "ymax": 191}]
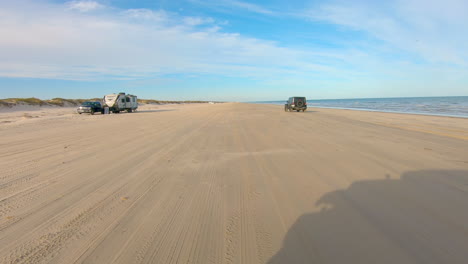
[{"xmin": 0, "ymin": 103, "xmax": 467, "ymax": 264}]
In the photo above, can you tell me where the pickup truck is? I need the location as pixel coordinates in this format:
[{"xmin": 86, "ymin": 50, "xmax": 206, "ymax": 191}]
[{"xmin": 77, "ymin": 101, "xmax": 104, "ymax": 115}]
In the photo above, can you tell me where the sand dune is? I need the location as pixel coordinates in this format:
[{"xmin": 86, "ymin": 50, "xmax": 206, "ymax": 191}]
[{"xmin": 1, "ymin": 103, "xmax": 467, "ymax": 264}]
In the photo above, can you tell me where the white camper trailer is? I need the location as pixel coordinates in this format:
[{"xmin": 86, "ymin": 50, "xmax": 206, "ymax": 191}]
[{"xmin": 103, "ymin": 93, "xmax": 138, "ymax": 113}]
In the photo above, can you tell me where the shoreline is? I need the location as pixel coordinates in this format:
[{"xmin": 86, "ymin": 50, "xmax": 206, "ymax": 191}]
[
  {"xmin": 253, "ymin": 102, "xmax": 468, "ymax": 119},
  {"xmin": 309, "ymin": 105, "xmax": 468, "ymax": 119}
]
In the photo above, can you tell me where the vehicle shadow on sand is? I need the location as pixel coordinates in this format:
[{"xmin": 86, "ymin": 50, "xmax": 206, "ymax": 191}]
[
  {"xmin": 284, "ymin": 110, "xmax": 318, "ymax": 113},
  {"xmin": 267, "ymin": 169, "xmax": 468, "ymax": 264},
  {"xmin": 133, "ymin": 109, "xmax": 176, "ymax": 114}
]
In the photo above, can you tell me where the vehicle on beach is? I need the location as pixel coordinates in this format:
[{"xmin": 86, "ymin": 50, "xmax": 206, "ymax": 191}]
[
  {"xmin": 77, "ymin": 101, "xmax": 104, "ymax": 115},
  {"xmin": 103, "ymin": 92, "xmax": 138, "ymax": 113},
  {"xmin": 285, "ymin": 97, "xmax": 307, "ymax": 112}
]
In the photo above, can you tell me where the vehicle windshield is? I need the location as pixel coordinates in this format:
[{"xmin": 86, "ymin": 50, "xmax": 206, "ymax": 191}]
[{"xmin": 81, "ymin": 102, "xmax": 99, "ymax": 106}]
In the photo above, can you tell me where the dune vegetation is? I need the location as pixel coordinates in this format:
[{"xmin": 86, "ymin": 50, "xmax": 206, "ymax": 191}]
[
  {"xmin": 0, "ymin": 98, "xmax": 101, "ymax": 107},
  {"xmin": 0, "ymin": 97, "xmax": 213, "ymax": 108}
]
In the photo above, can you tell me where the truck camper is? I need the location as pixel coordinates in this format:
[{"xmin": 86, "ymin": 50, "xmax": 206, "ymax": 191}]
[{"xmin": 103, "ymin": 93, "xmax": 138, "ymax": 113}]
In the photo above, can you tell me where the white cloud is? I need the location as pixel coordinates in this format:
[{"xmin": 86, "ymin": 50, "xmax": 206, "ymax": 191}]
[
  {"xmin": 123, "ymin": 9, "xmax": 168, "ymax": 22},
  {"xmin": 306, "ymin": 0, "xmax": 468, "ymax": 66},
  {"xmin": 0, "ymin": 0, "xmax": 466, "ymax": 99},
  {"xmin": 183, "ymin": 17, "xmax": 215, "ymax": 26},
  {"xmin": 0, "ymin": 1, "xmax": 333, "ymax": 80},
  {"xmin": 223, "ymin": 0, "xmax": 274, "ymax": 15},
  {"xmin": 189, "ymin": 0, "xmax": 275, "ymax": 15},
  {"xmin": 66, "ymin": 0, "xmax": 103, "ymax": 12}
]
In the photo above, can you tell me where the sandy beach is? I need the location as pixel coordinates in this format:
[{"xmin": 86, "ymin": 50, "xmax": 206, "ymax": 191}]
[{"xmin": 1, "ymin": 103, "xmax": 467, "ymax": 264}]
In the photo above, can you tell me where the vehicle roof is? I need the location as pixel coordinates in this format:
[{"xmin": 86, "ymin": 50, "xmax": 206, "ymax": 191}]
[{"xmin": 105, "ymin": 93, "xmax": 136, "ymax": 97}]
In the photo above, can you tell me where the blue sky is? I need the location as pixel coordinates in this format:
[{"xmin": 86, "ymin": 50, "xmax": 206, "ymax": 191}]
[{"xmin": 0, "ymin": 0, "xmax": 467, "ymax": 101}]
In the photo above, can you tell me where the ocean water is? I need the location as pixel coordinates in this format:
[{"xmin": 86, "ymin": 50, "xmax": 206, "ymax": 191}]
[{"xmin": 253, "ymin": 96, "xmax": 468, "ymax": 118}]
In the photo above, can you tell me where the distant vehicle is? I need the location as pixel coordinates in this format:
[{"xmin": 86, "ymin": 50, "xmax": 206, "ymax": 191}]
[
  {"xmin": 285, "ymin": 97, "xmax": 307, "ymax": 112},
  {"xmin": 102, "ymin": 93, "xmax": 138, "ymax": 113},
  {"xmin": 77, "ymin": 101, "xmax": 104, "ymax": 115}
]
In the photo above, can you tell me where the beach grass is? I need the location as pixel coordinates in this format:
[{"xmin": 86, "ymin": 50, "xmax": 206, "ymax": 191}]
[{"xmin": 0, "ymin": 97, "xmax": 213, "ymax": 108}]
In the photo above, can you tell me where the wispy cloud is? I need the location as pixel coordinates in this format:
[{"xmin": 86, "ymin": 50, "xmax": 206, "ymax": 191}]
[
  {"xmin": 0, "ymin": 0, "xmax": 332, "ymax": 80},
  {"xmin": 122, "ymin": 9, "xmax": 171, "ymax": 23},
  {"xmin": 305, "ymin": 0, "xmax": 468, "ymax": 66},
  {"xmin": 66, "ymin": 0, "xmax": 104, "ymax": 12},
  {"xmin": 223, "ymin": 0, "xmax": 274, "ymax": 15},
  {"xmin": 1, "ymin": 0, "xmax": 466, "ymax": 99},
  {"xmin": 189, "ymin": 0, "xmax": 275, "ymax": 15},
  {"xmin": 183, "ymin": 17, "xmax": 215, "ymax": 26}
]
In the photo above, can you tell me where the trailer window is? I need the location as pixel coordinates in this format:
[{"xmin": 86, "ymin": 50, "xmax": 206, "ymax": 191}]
[
  {"xmin": 121, "ymin": 99, "xmax": 125, "ymax": 103},
  {"xmin": 126, "ymin": 97, "xmax": 130, "ymax": 102}
]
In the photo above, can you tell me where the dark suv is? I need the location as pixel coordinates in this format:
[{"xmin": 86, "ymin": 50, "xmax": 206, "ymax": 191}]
[
  {"xmin": 77, "ymin": 101, "xmax": 104, "ymax": 115},
  {"xmin": 285, "ymin": 97, "xmax": 307, "ymax": 112}
]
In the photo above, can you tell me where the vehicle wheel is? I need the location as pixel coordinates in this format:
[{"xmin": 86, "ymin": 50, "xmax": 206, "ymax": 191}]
[
  {"xmin": 284, "ymin": 105, "xmax": 288, "ymax": 112},
  {"xmin": 297, "ymin": 110, "xmax": 300, "ymax": 112},
  {"xmin": 90, "ymin": 110, "xmax": 95, "ymax": 115},
  {"xmin": 127, "ymin": 109, "xmax": 132, "ymax": 113},
  {"xmin": 79, "ymin": 113, "xmax": 82, "ymax": 114},
  {"xmin": 101, "ymin": 110, "xmax": 104, "ymax": 114}
]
